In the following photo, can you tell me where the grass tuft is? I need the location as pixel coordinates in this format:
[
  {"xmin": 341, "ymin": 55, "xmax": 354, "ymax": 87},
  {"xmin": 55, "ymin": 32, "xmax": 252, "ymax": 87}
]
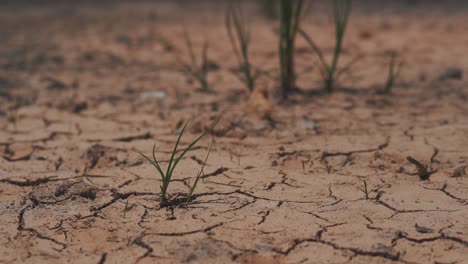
[
  {"xmin": 279, "ymin": 0, "xmax": 306, "ymax": 101},
  {"xmin": 138, "ymin": 121, "xmax": 212, "ymax": 206},
  {"xmin": 378, "ymin": 52, "xmax": 403, "ymax": 94},
  {"xmin": 299, "ymin": 0, "xmax": 352, "ymax": 93},
  {"xmin": 226, "ymin": 2, "xmax": 261, "ymax": 92},
  {"xmin": 178, "ymin": 30, "xmax": 211, "ymax": 92}
]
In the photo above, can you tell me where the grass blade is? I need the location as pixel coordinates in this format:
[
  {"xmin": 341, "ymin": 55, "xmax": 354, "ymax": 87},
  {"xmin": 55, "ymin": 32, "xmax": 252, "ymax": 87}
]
[
  {"xmin": 166, "ymin": 121, "xmax": 190, "ymax": 178},
  {"xmin": 167, "ymin": 115, "xmax": 220, "ymax": 178},
  {"xmin": 279, "ymin": 0, "xmax": 305, "ymax": 100},
  {"xmin": 226, "ymin": 2, "xmax": 257, "ymax": 92},
  {"xmin": 298, "ymin": 28, "xmax": 328, "ymax": 70},
  {"xmin": 138, "ymin": 151, "xmax": 165, "ymax": 180},
  {"xmin": 299, "ymin": 0, "xmax": 352, "ymax": 93},
  {"xmin": 177, "ymin": 30, "xmax": 212, "ymax": 92},
  {"xmin": 188, "ymin": 140, "xmax": 213, "ymax": 200},
  {"xmin": 380, "ymin": 52, "xmax": 404, "ymax": 94},
  {"xmin": 168, "ymin": 129, "xmax": 208, "ymax": 178}
]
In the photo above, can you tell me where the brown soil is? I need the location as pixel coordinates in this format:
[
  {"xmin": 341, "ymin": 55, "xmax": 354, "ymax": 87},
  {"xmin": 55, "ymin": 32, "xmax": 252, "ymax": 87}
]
[{"xmin": 1, "ymin": 1, "xmax": 467, "ymax": 263}]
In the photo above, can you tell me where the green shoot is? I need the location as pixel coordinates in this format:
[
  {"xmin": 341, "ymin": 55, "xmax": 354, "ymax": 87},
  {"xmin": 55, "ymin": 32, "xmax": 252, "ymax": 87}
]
[
  {"xmin": 187, "ymin": 140, "xmax": 213, "ymax": 201},
  {"xmin": 226, "ymin": 2, "xmax": 261, "ymax": 92},
  {"xmin": 299, "ymin": 0, "xmax": 352, "ymax": 93},
  {"xmin": 138, "ymin": 121, "xmax": 210, "ymax": 206},
  {"xmin": 359, "ymin": 180, "xmax": 369, "ymax": 199},
  {"xmin": 279, "ymin": 0, "xmax": 305, "ymax": 100},
  {"xmin": 378, "ymin": 52, "xmax": 403, "ymax": 94},
  {"xmin": 178, "ymin": 30, "xmax": 211, "ymax": 92}
]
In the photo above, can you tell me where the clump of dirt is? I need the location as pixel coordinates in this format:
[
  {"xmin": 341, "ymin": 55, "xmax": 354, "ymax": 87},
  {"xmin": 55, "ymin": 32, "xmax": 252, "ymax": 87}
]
[
  {"xmin": 245, "ymin": 85, "xmax": 273, "ymax": 119},
  {"xmin": 29, "ymin": 180, "xmax": 98, "ymax": 205}
]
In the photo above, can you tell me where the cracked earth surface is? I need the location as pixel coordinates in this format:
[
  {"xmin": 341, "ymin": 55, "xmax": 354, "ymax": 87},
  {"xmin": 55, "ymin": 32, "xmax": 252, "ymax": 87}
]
[{"xmin": 0, "ymin": 1, "xmax": 467, "ymax": 263}]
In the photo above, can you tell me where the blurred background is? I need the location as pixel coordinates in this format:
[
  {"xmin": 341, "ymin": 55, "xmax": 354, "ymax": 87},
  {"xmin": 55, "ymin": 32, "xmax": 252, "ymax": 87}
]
[{"xmin": 1, "ymin": 0, "xmax": 467, "ymax": 112}]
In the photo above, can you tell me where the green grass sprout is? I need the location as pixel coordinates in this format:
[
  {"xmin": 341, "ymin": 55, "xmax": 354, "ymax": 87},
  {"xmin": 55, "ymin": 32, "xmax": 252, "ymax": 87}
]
[
  {"xmin": 299, "ymin": 0, "xmax": 352, "ymax": 93},
  {"xmin": 226, "ymin": 2, "xmax": 262, "ymax": 92},
  {"xmin": 138, "ymin": 121, "xmax": 212, "ymax": 206},
  {"xmin": 187, "ymin": 139, "xmax": 213, "ymax": 201},
  {"xmin": 378, "ymin": 52, "xmax": 403, "ymax": 94},
  {"xmin": 279, "ymin": 0, "xmax": 306, "ymax": 100},
  {"xmin": 178, "ymin": 30, "xmax": 211, "ymax": 93}
]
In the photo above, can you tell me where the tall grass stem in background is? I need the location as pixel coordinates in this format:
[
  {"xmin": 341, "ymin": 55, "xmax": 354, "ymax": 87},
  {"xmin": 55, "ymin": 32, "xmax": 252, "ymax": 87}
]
[
  {"xmin": 178, "ymin": 30, "xmax": 211, "ymax": 92},
  {"xmin": 279, "ymin": 0, "xmax": 305, "ymax": 101},
  {"xmin": 379, "ymin": 52, "xmax": 403, "ymax": 94},
  {"xmin": 226, "ymin": 2, "xmax": 260, "ymax": 92},
  {"xmin": 299, "ymin": 0, "xmax": 352, "ymax": 93}
]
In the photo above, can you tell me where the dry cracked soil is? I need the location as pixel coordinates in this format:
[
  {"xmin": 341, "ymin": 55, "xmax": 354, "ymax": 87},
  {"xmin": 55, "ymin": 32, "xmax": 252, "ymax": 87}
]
[{"xmin": 0, "ymin": 1, "xmax": 467, "ymax": 263}]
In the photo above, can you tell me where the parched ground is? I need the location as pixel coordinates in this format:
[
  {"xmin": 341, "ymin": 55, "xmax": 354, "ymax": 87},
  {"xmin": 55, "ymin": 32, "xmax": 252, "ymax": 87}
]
[{"xmin": 0, "ymin": 1, "xmax": 467, "ymax": 263}]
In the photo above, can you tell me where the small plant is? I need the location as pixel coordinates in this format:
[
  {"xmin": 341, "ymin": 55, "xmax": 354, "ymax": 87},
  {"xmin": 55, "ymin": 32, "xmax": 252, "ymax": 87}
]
[
  {"xmin": 279, "ymin": 0, "xmax": 306, "ymax": 100},
  {"xmin": 378, "ymin": 52, "xmax": 403, "ymax": 94},
  {"xmin": 226, "ymin": 2, "xmax": 262, "ymax": 92},
  {"xmin": 359, "ymin": 180, "xmax": 369, "ymax": 199},
  {"xmin": 178, "ymin": 30, "xmax": 211, "ymax": 92},
  {"xmin": 299, "ymin": 0, "xmax": 352, "ymax": 93},
  {"xmin": 406, "ymin": 156, "xmax": 437, "ymax": 181},
  {"xmin": 138, "ymin": 122, "xmax": 212, "ymax": 206}
]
